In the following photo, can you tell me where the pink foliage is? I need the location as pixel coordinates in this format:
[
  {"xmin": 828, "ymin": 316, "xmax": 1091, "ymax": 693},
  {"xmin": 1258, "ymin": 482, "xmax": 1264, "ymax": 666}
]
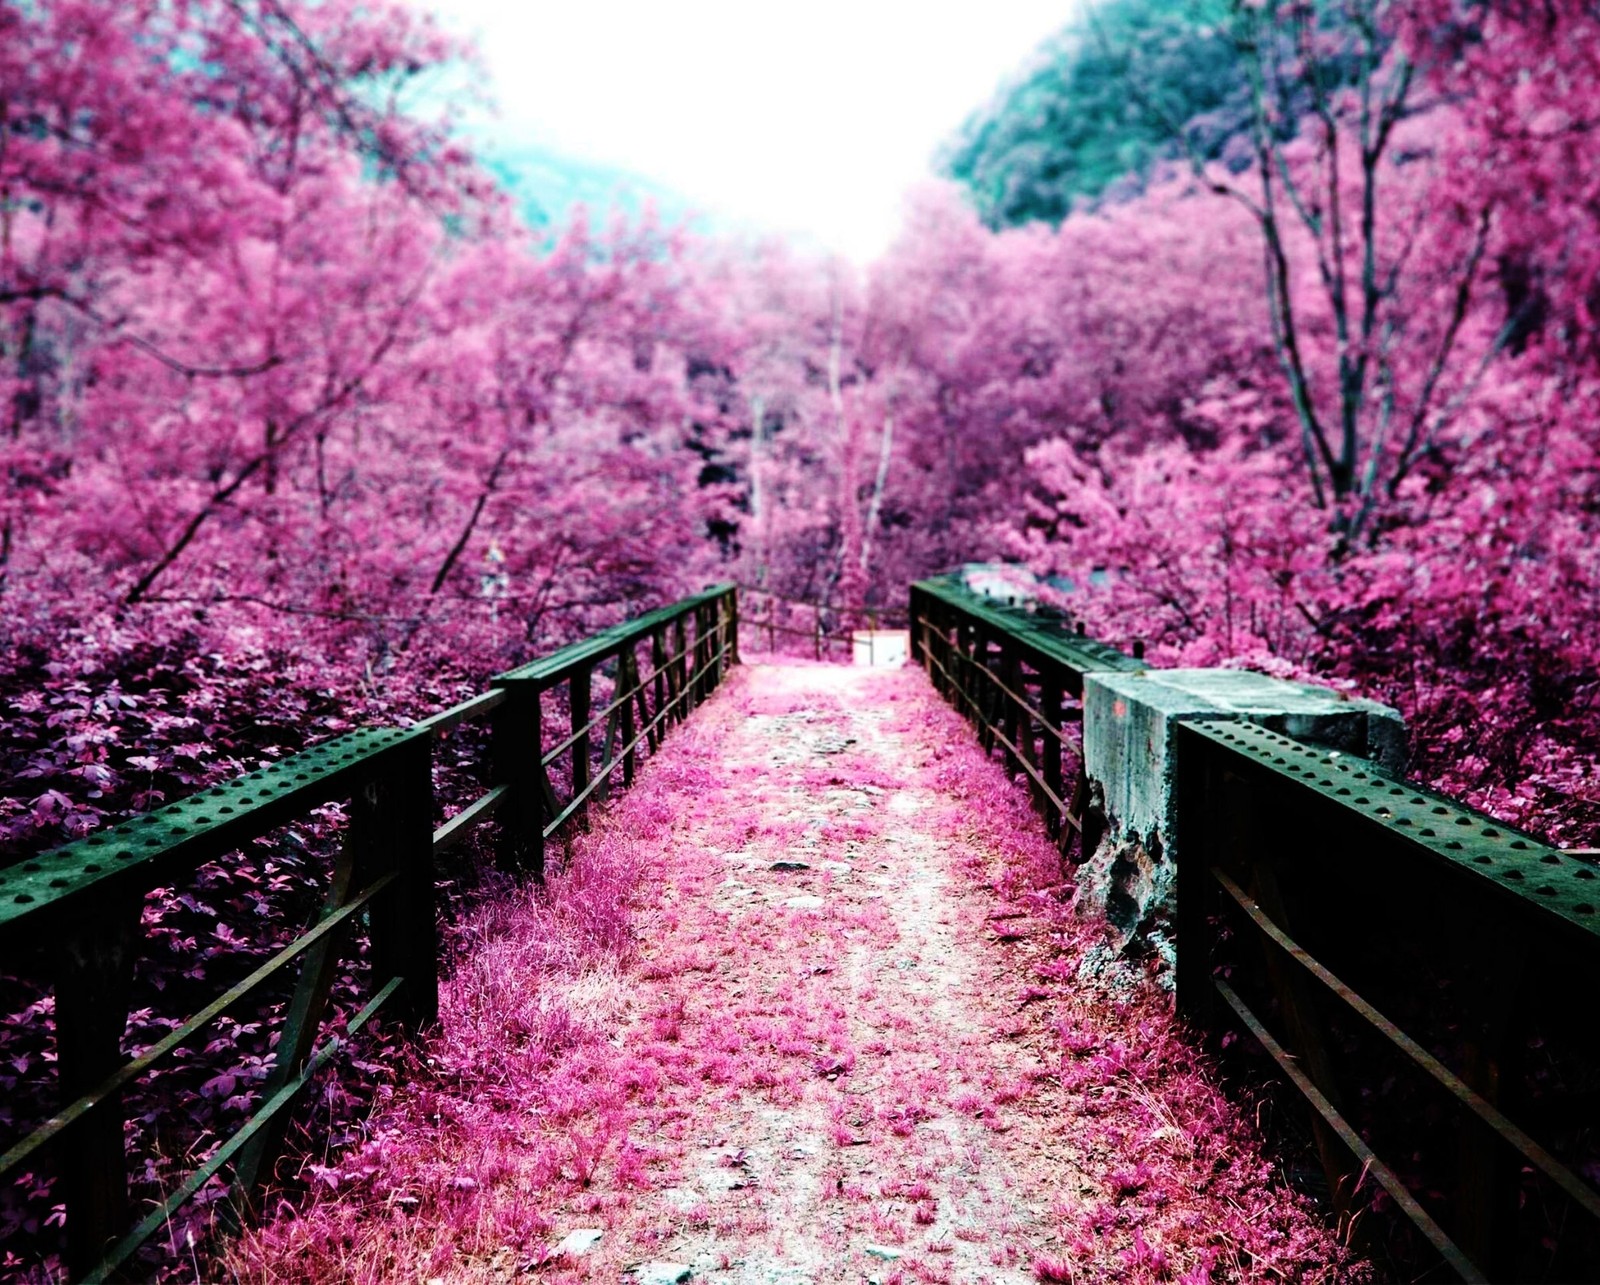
[{"xmin": 5, "ymin": 0, "xmax": 1599, "ymax": 853}]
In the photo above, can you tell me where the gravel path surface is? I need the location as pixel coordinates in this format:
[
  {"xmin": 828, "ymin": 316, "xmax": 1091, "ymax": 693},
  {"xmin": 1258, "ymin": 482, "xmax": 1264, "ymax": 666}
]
[{"xmin": 571, "ymin": 662, "xmax": 1087, "ymax": 1283}]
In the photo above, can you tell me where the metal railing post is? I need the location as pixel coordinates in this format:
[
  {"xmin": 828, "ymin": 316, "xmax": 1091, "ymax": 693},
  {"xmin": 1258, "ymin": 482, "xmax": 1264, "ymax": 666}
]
[
  {"xmin": 620, "ymin": 647, "xmax": 639, "ymax": 788},
  {"xmin": 570, "ymin": 666, "xmax": 592, "ymax": 827},
  {"xmin": 1041, "ymin": 674, "xmax": 1064, "ymax": 836},
  {"xmin": 494, "ymin": 679, "xmax": 545, "ymax": 880},
  {"xmin": 55, "ymin": 900, "xmax": 140, "ymax": 1276},
  {"xmin": 367, "ymin": 736, "xmax": 438, "ymax": 1029},
  {"xmin": 672, "ymin": 617, "xmax": 689, "ymax": 721},
  {"xmin": 1000, "ymin": 643, "xmax": 1024, "ymax": 776},
  {"xmin": 651, "ymin": 628, "xmax": 669, "ymax": 740},
  {"xmin": 695, "ymin": 605, "xmax": 713, "ymax": 700}
]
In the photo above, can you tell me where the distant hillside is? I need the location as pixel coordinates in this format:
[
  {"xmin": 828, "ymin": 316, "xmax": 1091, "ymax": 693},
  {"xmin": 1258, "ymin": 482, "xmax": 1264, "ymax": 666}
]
[
  {"xmin": 940, "ymin": 0, "xmax": 1251, "ymax": 228},
  {"xmin": 939, "ymin": 0, "xmax": 1376, "ymax": 231},
  {"xmin": 478, "ymin": 141, "xmax": 696, "ymax": 234}
]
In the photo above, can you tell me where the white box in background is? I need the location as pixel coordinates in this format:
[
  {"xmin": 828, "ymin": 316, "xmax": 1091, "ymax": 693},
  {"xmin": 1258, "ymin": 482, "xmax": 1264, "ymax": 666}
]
[{"xmin": 852, "ymin": 630, "xmax": 908, "ymax": 667}]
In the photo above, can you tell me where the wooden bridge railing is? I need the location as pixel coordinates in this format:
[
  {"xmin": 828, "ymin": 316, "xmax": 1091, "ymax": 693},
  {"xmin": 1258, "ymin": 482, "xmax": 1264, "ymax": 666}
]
[
  {"xmin": 909, "ymin": 573, "xmax": 1600, "ymax": 1283},
  {"xmin": 0, "ymin": 583, "xmax": 737, "ymax": 1281}
]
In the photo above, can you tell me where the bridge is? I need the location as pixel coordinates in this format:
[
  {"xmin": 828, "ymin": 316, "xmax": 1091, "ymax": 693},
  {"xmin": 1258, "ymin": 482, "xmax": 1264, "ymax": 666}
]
[{"xmin": 2, "ymin": 581, "xmax": 1597, "ymax": 1282}]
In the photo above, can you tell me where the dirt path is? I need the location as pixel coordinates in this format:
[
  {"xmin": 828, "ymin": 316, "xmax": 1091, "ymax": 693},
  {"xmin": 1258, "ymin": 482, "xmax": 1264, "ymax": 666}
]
[
  {"xmin": 235, "ymin": 660, "xmax": 1358, "ymax": 1285},
  {"xmin": 570, "ymin": 662, "xmax": 1086, "ymax": 1283}
]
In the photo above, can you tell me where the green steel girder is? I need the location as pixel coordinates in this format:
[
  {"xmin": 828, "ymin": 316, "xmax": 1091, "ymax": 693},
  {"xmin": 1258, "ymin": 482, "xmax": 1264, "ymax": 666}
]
[
  {"xmin": 912, "ymin": 575, "xmax": 1143, "ymax": 682},
  {"xmin": 1185, "ymin": 719, "xmax": 1600, "ymax": 946},
  {"xmin": 0, "ymin": 726, "xmax": 427, "ymax": 940}
]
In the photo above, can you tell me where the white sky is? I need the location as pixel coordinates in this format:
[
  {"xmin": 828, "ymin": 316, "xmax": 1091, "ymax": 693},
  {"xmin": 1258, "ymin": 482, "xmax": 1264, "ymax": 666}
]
[{"xmin": 421, "ymin": 1, "xmax": 1074, "ymax": 262}]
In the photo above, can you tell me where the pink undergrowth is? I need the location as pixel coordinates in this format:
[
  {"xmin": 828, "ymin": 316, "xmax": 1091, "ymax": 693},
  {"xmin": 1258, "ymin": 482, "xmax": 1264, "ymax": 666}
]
[
  {"xmin": 866, "ymin": 669, "xmax": 1363, "ymax": 1284},
  {"xmin": 224, "ymin": 664, "xmax": 1362, "ymax": 1283},
  {"xmin": 223, "ymin": 717, "xmax": 735, "ymax": 1282}
]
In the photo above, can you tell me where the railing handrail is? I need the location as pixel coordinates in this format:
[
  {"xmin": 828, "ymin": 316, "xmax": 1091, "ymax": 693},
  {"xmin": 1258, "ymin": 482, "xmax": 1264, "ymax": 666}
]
[
  {"xmin": 496, "ymin": 582, "xmax": 735, "ymax": 686},
  {"xmin": 0, "ymin": 726, "xmax": 425, "ymax": 938},
  {"xmin": 1179, "ymin": 719, "xmax": 1600, "ymax": 950},
  {"xmin": 1172, "ymin": 719, "xmax": 1600, "ymax": 1279},
  {"xmin": 908, "ymin": 568, "xmax": 1600, "ymax": 1279},
  {"xmin": 907, "ymin": 575, "xmax": 1111, "ymax": 861},
  {"xmin": 912, "ymin": 575, "xmax": 1142, "ymax": 685}
]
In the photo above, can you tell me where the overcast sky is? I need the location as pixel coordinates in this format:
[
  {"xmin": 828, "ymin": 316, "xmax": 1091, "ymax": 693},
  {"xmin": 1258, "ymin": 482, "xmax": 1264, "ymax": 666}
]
[{"xmin": 420, "ymin": 1, "xmax": 1072, "ymax": 262}]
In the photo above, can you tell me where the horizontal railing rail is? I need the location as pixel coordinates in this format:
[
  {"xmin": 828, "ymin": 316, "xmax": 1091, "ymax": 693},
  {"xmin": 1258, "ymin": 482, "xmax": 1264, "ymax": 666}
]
[{"xmin": 0, "ymin": 584, "xmax": 739, "ymax": 1281}]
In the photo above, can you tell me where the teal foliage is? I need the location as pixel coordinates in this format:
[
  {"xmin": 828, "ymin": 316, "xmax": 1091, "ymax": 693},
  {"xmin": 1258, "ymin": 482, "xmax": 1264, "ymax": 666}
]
[
  {"xmin": 941, "ymin": 0, "xmax": 1250, "ymax": 227},
  {"xmin": 480, "ymin": 141, "xmax": 691, "ymax": 236}
]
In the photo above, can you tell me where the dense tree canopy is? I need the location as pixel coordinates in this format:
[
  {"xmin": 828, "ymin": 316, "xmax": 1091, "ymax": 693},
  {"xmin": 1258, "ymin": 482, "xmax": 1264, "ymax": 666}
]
[{"xmin": 3, "ymin": 0, "xmax": 1598, "ymax": 856}]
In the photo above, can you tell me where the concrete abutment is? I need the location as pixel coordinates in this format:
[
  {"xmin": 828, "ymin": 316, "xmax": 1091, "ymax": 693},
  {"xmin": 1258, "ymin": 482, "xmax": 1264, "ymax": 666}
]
[{"xmin": 1077, "ymin": 666, "xmax": 1405, "ymax": 969}]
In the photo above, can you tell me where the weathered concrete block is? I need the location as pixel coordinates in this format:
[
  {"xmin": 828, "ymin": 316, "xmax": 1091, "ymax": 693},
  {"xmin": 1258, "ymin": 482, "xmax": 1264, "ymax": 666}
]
[{"xmin": 1077, "ymin": 667, "xmax": 1405, "ymax": 962}]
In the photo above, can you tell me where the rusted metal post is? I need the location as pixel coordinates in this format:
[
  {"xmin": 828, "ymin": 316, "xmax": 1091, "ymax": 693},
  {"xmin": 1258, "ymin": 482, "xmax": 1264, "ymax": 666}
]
[
  {"xmin": 726, "ymin": 589, "xmax": 740, "ymax": 667},
  {"xmin": 1001, "ymin": 644, "xmax": 1024, "ymax": 775},
  {"xmin": 696, "ymin": 604, "xmax": 714, "ymax": 700},
  {"xmin": 236, "ymin": 803, "xmax": 366, "ymax": 1203},
  {"xmin": 1041, "ymin": 672, "xmax": 1064, "ymax": 830},
  {"xmin": 909, "ymin": 588, "xmax": 927, "ymax": 674},
  {"xmin": 236, "ymin": 737, "xmax": 436, "ymax": 1204},
  {"xmin": 927, "ymin": 600, "xmax": 949, "ymax": 693},
  {"xmin": 976, "ymin": 633, "xmax": 997, "ymax": 754},
  {"xmin": 672, "ymin": 617, "xmax": 689, "ymax": 721},
  {"xmin": 956, "ymin": 619, "xmax": 972, "ymax": 714},
  {"xmin": 55, "ymin": 899, "xmax": 140, "ymax": 1277},
  {"xmin": 597, "ymin": 701, "xmax": 619, "ymax": 804},
  {"xmin": 651, "ymin": 629, "xmax": 669, "ymax": 741},
  {"xmin": 1245, "ymin": 786, "xmax": 1359, "ymax": 1238},
  {"xmin": 1455, "ymin": 960, "xmax": 1528, "ymax": 1279},
  {"xmin": 1171, "ymin": 725, "xmax": 1216, "ymax": 1029},
  {"xmin": 961, "ymin": 623, "xmax": 976, "ymax": 720},
  {"xmin": 365, "ymin": 735, "xmax": 438, "ymax": 1028},
  {"xmin": 632, "ymin": 646, "xmax": 657, "ymax": 756}
]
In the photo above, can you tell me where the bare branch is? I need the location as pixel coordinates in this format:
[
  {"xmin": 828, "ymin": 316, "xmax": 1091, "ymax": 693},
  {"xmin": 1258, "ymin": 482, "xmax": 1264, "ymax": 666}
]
[
  {"xmin": 1390, "ymin": 206, "xmax": 1491, "ymax": 458},
  {"xmin": 123, "ymin": 262, "xmax": 436, "ymax": 604},
  {"xmin": 2, "ymin": 283, "xmax": 284, "ymax": 379}
]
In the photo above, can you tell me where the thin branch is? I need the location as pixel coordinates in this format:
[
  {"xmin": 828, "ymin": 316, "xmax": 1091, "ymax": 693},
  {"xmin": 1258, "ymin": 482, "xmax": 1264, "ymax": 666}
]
[
  {"xmin": 1, "ymin": 284, "xmax": 284, "ymax": 379},
  {"xmin": 1387, "ymin": 205, "xmax": 1494, "ymax": 494},
  {"xmin": 429, "ymin": 445, "xmax": 512, "ymax": 594},
  {"xmin": 123, "ymin": 264, "xmax": 433, "ymax": 604}
]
